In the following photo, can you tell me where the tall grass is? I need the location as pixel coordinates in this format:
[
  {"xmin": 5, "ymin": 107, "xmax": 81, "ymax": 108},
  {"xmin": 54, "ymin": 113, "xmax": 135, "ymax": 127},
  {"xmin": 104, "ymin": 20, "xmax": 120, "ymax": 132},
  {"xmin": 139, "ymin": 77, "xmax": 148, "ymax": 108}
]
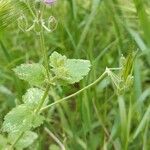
[{"xmin": 0, "ymin": 0, "xmax": 150, "ymax": 149}]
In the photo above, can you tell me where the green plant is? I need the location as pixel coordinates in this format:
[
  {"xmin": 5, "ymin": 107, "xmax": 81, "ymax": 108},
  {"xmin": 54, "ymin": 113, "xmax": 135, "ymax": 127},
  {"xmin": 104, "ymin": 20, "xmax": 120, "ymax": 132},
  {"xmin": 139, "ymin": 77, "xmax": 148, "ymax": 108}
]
[
  {"xmin": 0, "ymin": 0, "xmax": 149, "ymax": 150},
  {"xmin": 0, "ymin": 47, "xmax": 135, "ymax": 149}
]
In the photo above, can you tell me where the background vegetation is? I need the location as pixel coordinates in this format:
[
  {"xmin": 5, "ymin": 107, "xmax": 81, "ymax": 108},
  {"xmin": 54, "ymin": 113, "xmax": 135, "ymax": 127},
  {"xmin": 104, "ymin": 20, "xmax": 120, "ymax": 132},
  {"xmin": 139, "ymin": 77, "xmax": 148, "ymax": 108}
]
[{"xmin": 0, "ymin": 0, "xmax": 150, "ymax": 149}]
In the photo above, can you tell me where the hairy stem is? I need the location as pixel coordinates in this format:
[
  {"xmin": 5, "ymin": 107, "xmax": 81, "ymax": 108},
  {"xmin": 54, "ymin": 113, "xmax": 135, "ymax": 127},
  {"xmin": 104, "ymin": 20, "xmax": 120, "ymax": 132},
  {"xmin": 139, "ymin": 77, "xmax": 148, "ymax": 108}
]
[
  {"xmin": 35, "ymin": 84, "xmax": 51, "ymax": 113},
  {"xmin": 36, "ymin": 3, "xmax": 51, "ymax": 113},
  {"xmin": 10, "ymin": 84, "xmax": 51, "ymax": 149},
  {"xmin": 41, "ymin": 71, "xmax": 107, "ymax": 111},
  {"xmin": 9, "ymin": 3, "xmax": 50, "ymax": 149},
  {"xmin": 9, "ymin": 132, "xmax": 24, "ymax": 150},
  {"xmin": 39, "ymin": 30, "xmax": 50, "ymax": 80},
  {"xmin": 39, "ymin": 2, "xmax": 50, "ymax": 79}
]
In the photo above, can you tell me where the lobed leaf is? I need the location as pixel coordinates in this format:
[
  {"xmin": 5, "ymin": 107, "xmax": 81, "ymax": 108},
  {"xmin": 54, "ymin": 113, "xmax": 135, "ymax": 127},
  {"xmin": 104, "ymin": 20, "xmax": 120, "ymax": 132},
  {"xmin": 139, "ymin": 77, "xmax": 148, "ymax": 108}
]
[
  {"xmin": 66, "ymin": 59, "xmax": 91, "ymax": 84},
  {"xmin": 8, "ymin": 131, "xmax": 38, "ymax": 149},
  {"xmin": 32, "ymin": 114, "xmax": 45, "ymax": 128},
  {"xmin": 49, "ymin": 51, "xmax": 67, "ymax": 68},
  {"xmin": 49, "ymin": 51, "xmax": 91, "ymax": 84},
  {"xmin": 2, "ymin": 105, "xmax": 44, "ymax": 134},
  {"xmin": 22, "ymin": 88, "xmax": 48, "ymax": 107},
  {"xmin": 0, "ymin": 134, "xmax": 8, "ymax": 149},
  {"xmin": 13, "ymin": 63, "xmax": 46, "ymax": 86}
]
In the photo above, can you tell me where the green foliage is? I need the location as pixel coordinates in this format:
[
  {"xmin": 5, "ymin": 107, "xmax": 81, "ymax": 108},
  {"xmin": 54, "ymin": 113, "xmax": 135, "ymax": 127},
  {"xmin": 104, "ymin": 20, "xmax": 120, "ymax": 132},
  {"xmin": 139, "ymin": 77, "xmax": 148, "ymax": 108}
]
[
  {"xmin": 13, "ymin": 52, "xmax": 91, "ymax": 86},
  {"xmin": 106, "ymin": 53, "xmax": 136, "ymax": 94},
  {"xmin": 3, "ymin": 50, "xmax": 91, "ymax": 148},
  {"xmin": 50, "ymin": 51, "xmax": 67, "ymax": 68},
  {"xmin": 0, "ymin": 0, "xmax": 33, "ymax": 32},
  {"xmin": 50, "ymin": 52, "xmax": 91, "ymax": 84},
  {"xmin": 32, "ymin": 114, "xmax": 45, "ymax": 128},
  {"xmin": 2, "ymin": 105, "xmax": 32, "ymax": 133},
  {"xmin": 66, "ymin": 59, "xmax": 91, "ymax": 84},
  {"xmin": 13, "ymin": 63, "xmax": 46, "ymax": 86},
  {"xmin": 22, "ymin": 88, "xmax": 48, "ymax": 107},
  {"xmin": 49, "ymin": 52, "xmax": 69, "ymax": 81},
  {"xmin": 0, "ymin": 0, "xmax": 150, "ymax": 149},
  {"xmin": 8, "ymin": 131, "xmax": 38, "ymax": 150},
  {"xmin": 120, "ymin": 53, "xmax": 136, "ymax": 81},
  {"xmin": 0, "ymin": 0, "xmax": 17, "ymax": 31},
  {"xmin": 2, "ymin": 104, "xmax": 44, "ymax": 133},
  {"xmin": 0, "ymin": 134, "xmax": 7, "ymax": 149},
  {"xmin": 49, "ymin": 144, "xmax": 60, "ymax": 150},
  {"xmin": 133, "ymin": 105, "xmax": 150, "ymax": 139}
]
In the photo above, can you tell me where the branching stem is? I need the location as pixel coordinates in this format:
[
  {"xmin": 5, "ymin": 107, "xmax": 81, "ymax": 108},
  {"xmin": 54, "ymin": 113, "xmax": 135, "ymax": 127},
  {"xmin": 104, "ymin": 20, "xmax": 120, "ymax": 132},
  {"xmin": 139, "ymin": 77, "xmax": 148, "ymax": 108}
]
[
  {"xmin": 41, "ymin": 71, "xmax": 107, "ymax": 111},
  {"xmin": 35, "ymin": 84, "xmax": 51, "ymax": 113},
  {"xmin": 10, "ymin": 3, "xmax": 50, "ymax": 149}
]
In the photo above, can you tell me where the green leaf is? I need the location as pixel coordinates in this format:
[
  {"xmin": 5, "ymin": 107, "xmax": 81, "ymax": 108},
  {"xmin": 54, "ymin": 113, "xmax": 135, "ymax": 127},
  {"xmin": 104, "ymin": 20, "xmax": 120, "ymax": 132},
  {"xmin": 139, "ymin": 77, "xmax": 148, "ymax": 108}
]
[
  {"xmin": 133, "ymin": 105, "xmax": 150, "ymax": 139},
  {"xmin": 118, "ymin": 96, "xmax": 127, "ymax": 144},
  {"xmin": 22, "ymin": 88, "xmax": 48, "ymax": 107},
  {"xmin": 32, "ymin": 114, "xmax": 45, "ymax": 128},
  {"xmin": 49, "ymin": 51, "xmax": 67, "ymax": 68},
  {"xmin": 49, "ymin": 52, "xmax": 91, "ymax": 84},
  {"xmin": 0, "ymin": 134, "xmax": 7, "ymax": 149},
  {"xmin": 120, "ymin": 53, "xmax": 135, "ymax": 81},
  {"xmin": 8, "ymin": 131, "xmax": 38, "ymax": 149},
  {"xmin": 66, "ymin": 59, "xmax": 91, "ymax": 84},
  {"xmin": 2, "ymin": 105, "xmax": 32, "ymax": 133},
  {"xmin": 13, "ymin": 63, "xmax": 46, "ymax": 86},
  {"xmin": 2, "ymin": 105, "xmax": 44, "ymax": 133}
]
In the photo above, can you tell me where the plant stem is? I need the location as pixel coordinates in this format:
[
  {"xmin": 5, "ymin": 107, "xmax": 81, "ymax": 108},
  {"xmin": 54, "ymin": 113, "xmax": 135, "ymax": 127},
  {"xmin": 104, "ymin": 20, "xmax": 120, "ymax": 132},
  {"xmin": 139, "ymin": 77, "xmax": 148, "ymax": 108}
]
[
  {"xmin": 39, "ymin": 2, "xmax": 50, "ymax": 80},
  {"xmin": 9, "ymin": 2, "xmax": 50, "ymax": 149},
  {"xmin": 44, "ymin": 127, "xmax": 66, "ymax": 150},
  {"xmin": 10, "ymin": 85, "xmax": 51, "ymax": 149},
  {"xmin": 35, "ymin": 84, "xmax": 51, "ymax": 113},
  {"xmin": 41, "ymin": 71, "xmax": 107, "ymax": 111},
  {"xmin": 9, "ymin": 132, "xmax": 24, "ymax": 150},
  {"xmin": 39, "ymin": 30, "xmax": 50, "ymax": 80},
  {"xmin": 26, "ymin": 0, "xmax": 36, "ymax": 18}
]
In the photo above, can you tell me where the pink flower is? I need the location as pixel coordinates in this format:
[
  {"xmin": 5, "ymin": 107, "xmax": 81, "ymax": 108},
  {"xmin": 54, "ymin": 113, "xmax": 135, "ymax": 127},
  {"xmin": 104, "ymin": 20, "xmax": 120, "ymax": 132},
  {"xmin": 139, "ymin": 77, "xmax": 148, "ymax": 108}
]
[{"xmin": 44, "ymin": 0, "xmax": 56, "ymax": 5}]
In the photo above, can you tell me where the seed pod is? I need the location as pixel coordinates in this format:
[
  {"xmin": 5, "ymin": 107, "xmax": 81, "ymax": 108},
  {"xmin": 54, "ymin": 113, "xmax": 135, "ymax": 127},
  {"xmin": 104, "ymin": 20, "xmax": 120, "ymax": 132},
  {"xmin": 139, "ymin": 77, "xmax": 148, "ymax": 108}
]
[
  {"xmin": 17, "ymin": 14, "xmax": 28, "ymax": 32},
  {"xmin": 48, "ymin": 16, "xmax": 57, "ymax": 31}
]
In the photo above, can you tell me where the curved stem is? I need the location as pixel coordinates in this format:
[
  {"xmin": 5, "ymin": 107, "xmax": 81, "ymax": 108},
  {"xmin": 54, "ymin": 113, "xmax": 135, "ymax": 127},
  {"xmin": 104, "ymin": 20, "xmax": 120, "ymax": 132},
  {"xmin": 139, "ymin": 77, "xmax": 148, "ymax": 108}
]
[
  {"xmin": 44, "ymin": 127, "xmax": 66, "ymax": 150},
  {"xmin": 41, "ymin": 71, "xmax": 107, "ymax": 111}
]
